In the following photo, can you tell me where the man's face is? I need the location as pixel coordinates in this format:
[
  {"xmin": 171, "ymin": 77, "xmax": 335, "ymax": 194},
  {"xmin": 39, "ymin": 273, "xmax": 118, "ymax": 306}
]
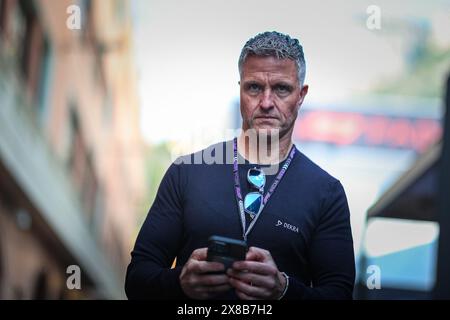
[{"xmin": 239, "ymin": 55, "xmax": 308, "ymax": 138}]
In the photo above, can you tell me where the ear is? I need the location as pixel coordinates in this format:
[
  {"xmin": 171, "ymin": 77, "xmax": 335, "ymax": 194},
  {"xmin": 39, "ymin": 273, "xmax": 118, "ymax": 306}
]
[{"xmin": 297, "ymin": 84, "xmax": 309, "ymax": 107}]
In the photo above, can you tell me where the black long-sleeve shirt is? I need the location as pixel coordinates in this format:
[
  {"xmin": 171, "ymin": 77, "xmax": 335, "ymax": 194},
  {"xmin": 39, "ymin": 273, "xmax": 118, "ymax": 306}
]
[{"xmin": 125, "ymin": 140, "xmax": 355, "ymax": 299}]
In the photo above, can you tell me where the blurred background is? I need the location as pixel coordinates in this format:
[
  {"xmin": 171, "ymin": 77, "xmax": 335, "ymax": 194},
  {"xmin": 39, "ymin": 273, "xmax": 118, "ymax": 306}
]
[{"xmin": 0, "ymin": 0, "xmax": 449, "ymax": 299}]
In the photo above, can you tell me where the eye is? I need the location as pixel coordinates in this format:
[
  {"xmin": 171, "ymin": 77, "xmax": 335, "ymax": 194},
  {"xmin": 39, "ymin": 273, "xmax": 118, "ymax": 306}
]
[
  {"xmin": 275, "ymin": 84, "xmax": 292, "ymax": 95},
  {"xmin": 246, "ymin": 83, "xmax": 262, "ymax": 94}
]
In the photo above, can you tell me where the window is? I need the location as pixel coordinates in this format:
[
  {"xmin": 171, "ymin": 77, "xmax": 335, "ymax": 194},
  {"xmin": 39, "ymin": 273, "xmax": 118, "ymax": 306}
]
[
  {"xmin": 19, "ymin": 0, "xmax": 43, "ymax": 99},
  {"xmin": 91, "ymin": 185, "xmax": 105, "ymax": 236},
  {"xmin": 81, "ymin": 152, "xmax": 98, "ymax": 221},
  {"xmin": 0, "ymin": 0, "xmax": 6, "ymax": 37},
  {"xmin": 68, "ymin": 108, "xmax": 86, "ymax": 191},
  {"xmin": 36, "ymin": 37, "xmax": 53, "ymax": 123},
  {"xmin": 5, "ymin": 0, "xmax": 26, "ymax": 58},
  {"xmin": 80, "ymin": 0, "xmax": 93, "ymax": 44},
  {"xmin": 2, "ymin": 0, "xmax": 51, "ymax": 113},
  {"xmin": 67, "ymin": 107, "xmax": 99, "ymax": 223}
]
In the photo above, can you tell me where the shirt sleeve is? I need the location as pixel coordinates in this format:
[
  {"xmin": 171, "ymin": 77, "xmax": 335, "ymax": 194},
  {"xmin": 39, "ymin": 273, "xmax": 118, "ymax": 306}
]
[
  {"xmin": 125, "ymin": 162, "xmax": 188, "ymax": 300},
  {"xmin": 283, "ymin": 180, "xmax": 356, "ymax": 300}
]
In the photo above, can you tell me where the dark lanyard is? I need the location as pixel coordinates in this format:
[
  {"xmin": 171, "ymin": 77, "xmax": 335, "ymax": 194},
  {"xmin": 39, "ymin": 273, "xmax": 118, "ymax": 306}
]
[{"xmin": 233, "ymin": 137, "xmax": 296, "ymax": 241}]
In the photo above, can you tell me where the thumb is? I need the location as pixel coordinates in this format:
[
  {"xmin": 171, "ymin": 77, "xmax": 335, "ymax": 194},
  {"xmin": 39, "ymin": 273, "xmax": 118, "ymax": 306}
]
[
  {"xmin": 245, "ymin": 246, "xmax": 267, "ymax": 262},
  {"xmin": 190, "ymin": 248, "xmax": 208, "ymax": 261}
]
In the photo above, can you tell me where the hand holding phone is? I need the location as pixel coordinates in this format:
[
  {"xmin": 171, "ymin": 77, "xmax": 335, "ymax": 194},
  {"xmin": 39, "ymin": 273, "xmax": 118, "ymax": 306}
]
[{"xmin": 206, "ymin": 235, "xmax": 248, "ymax": 270}]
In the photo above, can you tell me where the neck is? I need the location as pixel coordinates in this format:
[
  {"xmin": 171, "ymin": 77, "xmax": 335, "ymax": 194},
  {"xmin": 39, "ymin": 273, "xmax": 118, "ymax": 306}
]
[{"xmin": 238, "ymin": 130, "xmax": 293, "ymax": 165}]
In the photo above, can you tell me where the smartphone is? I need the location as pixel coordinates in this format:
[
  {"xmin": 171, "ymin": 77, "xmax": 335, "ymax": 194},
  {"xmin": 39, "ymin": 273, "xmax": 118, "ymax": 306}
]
[{"xmin": 206, "ymin": 235, "xmax": 248, "ymax": 271}]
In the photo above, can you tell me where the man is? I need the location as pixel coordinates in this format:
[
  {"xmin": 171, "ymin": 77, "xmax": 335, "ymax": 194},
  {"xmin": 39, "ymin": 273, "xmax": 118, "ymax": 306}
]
[{"xmin": 125, "ymin": 31, "xmax": 355, "ymax": 300}]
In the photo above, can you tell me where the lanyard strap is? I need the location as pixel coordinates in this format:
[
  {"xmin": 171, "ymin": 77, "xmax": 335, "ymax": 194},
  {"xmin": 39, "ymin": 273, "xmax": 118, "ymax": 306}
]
[{"xmin": 233, "ymin": 137, "xmax": 296, "ymax": 241}]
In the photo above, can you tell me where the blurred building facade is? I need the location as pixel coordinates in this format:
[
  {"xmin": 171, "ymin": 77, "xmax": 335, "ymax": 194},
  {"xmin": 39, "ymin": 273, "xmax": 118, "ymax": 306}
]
[
  {"xmin": 0, "ymin": 0, "xmax": 144, "ymax": 299},
  {"xmin": 355, "ymin": 76, "xmax": 450, "ymax": 299}
]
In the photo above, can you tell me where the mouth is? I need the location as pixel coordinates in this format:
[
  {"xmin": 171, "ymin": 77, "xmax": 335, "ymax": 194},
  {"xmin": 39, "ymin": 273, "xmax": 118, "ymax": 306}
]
[{"xmin": 254, "ymin": 116, "xmax": 279, "ymax": 120}]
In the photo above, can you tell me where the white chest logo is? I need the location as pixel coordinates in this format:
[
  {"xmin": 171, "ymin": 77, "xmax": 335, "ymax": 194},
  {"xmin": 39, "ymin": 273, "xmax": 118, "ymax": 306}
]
[{"xmin": 276, "ymin": 220, "xmax": 299, "ymax": 233}]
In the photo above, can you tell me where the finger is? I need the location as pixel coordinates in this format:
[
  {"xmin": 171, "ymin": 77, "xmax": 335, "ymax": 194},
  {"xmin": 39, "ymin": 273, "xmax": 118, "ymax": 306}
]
[
  {"xmin": 229, "ymin": 277, "xmax": 268, "ymax": 299},
  {"xmin": 199, "ymin": 284, "xmax": 232, "ymax": 294},
  {"xmin": 246, "ymin": 247, "xmax": 272, "ymax": 262},
  {"xmin": 182, "ymin": 274, "xmax": 225, "ymax": 288},
  {"xmin": 190, "ymin": 248, "xmax": 208, "ymax": 261},
  {"xmin": 194, "ymin": 261, "xmax": 225, "ymax": 274},
  {"xmin": 236, "ymin": 290, "xmax": 257, "ymax": 300},
  {"xmin": 232, "ymin": 261, "xmax": 277, "ymax": 276},
  {"xmin": 227, "ymin": 269, "xmax": 273, "ymax": 288},
  {"xmin": 192, "ymin": 289, "xmax": 214, "ymax": 300},
  {"xmin": 196, "ymin": 274, "xmax": 230, "ymax": 287},
  {"xmin": 184, "ymin": 260, "xmax": 224, "ymax": 279}
]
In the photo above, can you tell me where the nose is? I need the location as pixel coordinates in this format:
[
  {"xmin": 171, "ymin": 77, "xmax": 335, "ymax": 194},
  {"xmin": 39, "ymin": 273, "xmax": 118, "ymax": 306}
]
[{"xmin": 259, "ymin": 88, "xmax": 275, "ymax": 110}]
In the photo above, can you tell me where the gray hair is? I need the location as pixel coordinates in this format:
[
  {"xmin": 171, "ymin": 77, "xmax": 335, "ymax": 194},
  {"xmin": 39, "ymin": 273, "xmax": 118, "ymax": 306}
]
[{"xmin": 238, "ymin": 31, "xmax": 306, "ymax": 86}]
